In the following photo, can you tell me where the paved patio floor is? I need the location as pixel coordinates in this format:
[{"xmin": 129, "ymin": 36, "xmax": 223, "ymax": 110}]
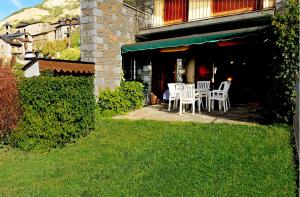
[{"xmin": 114, "ymin": 103, "xmax": 263, "ymax": 125}]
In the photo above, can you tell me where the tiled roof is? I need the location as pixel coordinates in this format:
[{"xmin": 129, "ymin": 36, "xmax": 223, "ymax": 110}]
[{"xmin": 22, "ymin": 58, "xmax": 95, "ymax": 74}]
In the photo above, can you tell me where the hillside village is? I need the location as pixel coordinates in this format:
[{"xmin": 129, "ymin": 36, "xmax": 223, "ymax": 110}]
[{"xmin": 0, "ymin": 18, "xmax": 80, "ymax": 66}]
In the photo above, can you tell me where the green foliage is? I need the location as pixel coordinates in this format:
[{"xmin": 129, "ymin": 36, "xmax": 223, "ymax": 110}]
[
  {"xmin": 13, "ymin": 62, "xmax": 25, "ymax": 80},
  {"xmin": 10, "ymin": 76, "xmax": 95, "ymax": 151},
  {"xmin": 0, "ymin": 119, "xmax": 296, "ymax": 195},
  {"xmin": 71, "ymin": 30, "xmax": 80, "ymax": 48},
  {"xmin": 35, "ymin": 39, "xmax": 68, "ymax": 58},
  {"xmin": 35, "ymin": 30, "xmax": 80, "ymax": 60},
  {"xmin": 98, "ymin": 81, "xmax": 145, "ymax": 115},
  {"xmin": 264, "ymin": 0, "xmax": 299, "ymax": 122},
  {"xmin": 59, "ymin": 48, "xmax": 80, "ymax": 61}
]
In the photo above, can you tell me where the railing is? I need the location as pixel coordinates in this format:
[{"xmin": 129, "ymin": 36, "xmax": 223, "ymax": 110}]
[{"xmin": 136, "ymin": 0, "xmax": 275, "ymax": 31}]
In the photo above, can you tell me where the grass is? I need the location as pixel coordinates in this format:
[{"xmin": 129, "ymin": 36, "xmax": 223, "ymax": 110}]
[{"xmin": 0, "ymin": 118, "xmax": 296, "ymax": 196}]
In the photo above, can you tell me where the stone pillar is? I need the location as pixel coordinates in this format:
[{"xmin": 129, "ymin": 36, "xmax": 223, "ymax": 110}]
[
  {"xmin": 80, "ymin": 0, "xmax": 136, "ymax": 94},
  {"xmin": 186, "ymin": 58, "xmax": 195, "ymax": 83},
  {"xmin": 143, "ymin": 64, "xmax": 152, "ymax": 103}
]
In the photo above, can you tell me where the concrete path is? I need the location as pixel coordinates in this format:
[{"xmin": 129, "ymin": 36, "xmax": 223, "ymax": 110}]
[{"xmin": 114, "ymin": 104, "xmax": 262, "ymax": 125}]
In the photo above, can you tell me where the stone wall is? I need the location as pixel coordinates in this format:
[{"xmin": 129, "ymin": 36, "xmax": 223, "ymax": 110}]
[{"xmin": 80, "ymin": 0, "xmax": 136, "ymax": 94}]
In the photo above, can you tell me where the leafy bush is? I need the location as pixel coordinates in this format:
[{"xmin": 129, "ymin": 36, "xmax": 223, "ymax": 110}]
[
  {"xmin": 35, "ymin": 39, "xmax": 68, "ymax": 58},
  {"xmin": 71, "ymin": 30, "xmax": 80, "ymax": 48},
  {"xmin": 0, "ymin": 67, "xmax": 22, "ymax": 141},
  {"xmin": 264, "ymin": 0, "xmax": 299, "ymax": 123},
  {"xmin": 98, "ymin": 81, "xmax": 144, "ymax": 115},
  {"xmin": 35, "ymin": 30, "xmax": 80, "ymax": 60},
  {"xmin": 13, "ymin": 62, "xmax": 25, "ymax": 80},
  {"xmin": 59, "ymin": 48, "xmax": 80, "ymax": 61},
  {"xmin": 10, "ymin": 76, "xmax": 95, "ymax": 151}
]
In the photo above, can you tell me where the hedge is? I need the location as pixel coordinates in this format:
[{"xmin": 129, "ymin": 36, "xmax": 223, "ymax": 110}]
[
  {"xmin": 98, "ymin": 81, "xmax": 145, "ymax": 115},
  {"xmin": 0, "ymin": 67, "xmax": 22, "ymax": 141},
  {"xmin": 10, "ymin": 76, "xmax": 95, "ymax": 151},
  {"xmin": 264, "ymin": 0, "xmax": 299, "ymax": 123}
]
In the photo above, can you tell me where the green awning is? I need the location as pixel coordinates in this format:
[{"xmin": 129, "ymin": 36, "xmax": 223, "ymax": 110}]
[{"xmin": 122, "ymin": 28, "xmax": 259, "ymax": 54}]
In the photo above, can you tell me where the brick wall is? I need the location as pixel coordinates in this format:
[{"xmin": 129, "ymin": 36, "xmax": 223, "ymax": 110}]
[{"xmin": 80, "ymin": 0, "xmax": 136, "ymax": 93}]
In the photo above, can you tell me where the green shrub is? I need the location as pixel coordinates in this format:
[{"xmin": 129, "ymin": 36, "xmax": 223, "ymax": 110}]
[
  {"xmin": 59, "ymin": 48, "xmax": 80, "ymax": 61},
  {"xmin": 35, "ymin": 39, "xmax": 68, "ymax": 58},
  {"xmin": 264, "ymin": 0, "xmax": 299, "ymax": 123},
  {"xmin": 34, "ymin": 30, "xmax": 80, "ymax": 60},
  {"xmin": 10, "ymin": 76, "xmax": 95, "ymax": 151},
  {"xmin": 98, "ymin": 81, "xmax": 144, "ymax": 115},
  {"xmin": 71, "ymin": 30, "xmax": 80, "ymax": 48}
]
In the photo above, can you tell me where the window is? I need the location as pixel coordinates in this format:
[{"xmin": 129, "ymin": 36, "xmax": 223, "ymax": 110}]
[
  {"xmin": 164, "ymin": 0, "xmax": 188, "ymax": 24},
  {"xmin": 213, "ymin": 0, "xmax": 263, "ymax": 15}
]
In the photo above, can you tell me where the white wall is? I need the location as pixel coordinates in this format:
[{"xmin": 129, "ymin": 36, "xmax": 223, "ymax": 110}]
[
  {"xmin": 24, "ymin": 61, "xmax": 40, "ymax": 78},
  {"xmin": 0, "ymin": 39, "xmax": 12, "ymax": 59}
]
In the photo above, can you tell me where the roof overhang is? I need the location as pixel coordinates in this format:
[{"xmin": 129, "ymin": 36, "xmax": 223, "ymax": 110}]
[{"xmin": 22, "ymin": 58, "xmax": 95, "ymax": 74}]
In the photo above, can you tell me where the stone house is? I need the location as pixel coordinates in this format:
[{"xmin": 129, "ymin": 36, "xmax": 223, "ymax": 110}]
[
  {"xmin": 16, "ymin": 22, "xmax": 56, "ymax": 42},
  {"xmin": 55, "ymin": 18, "xmax": 80, "ymax": 40},
  {"xmin": 0, "ymin": 38, "xmax": 13, "ymax": 66},
  {"xmin": 33, "ymin": 30, "xmax": 56, "ymax": 43},
  {"xmin": 81, "ymin": 0, "xmax": 280, "ymax": 105},
  {"xmin": 0, "ymin": 31, "xmax": 33, "ymax": 59}
]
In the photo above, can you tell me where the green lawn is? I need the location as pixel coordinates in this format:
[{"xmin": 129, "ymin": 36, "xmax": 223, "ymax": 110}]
[{"xmin": 0, "ymin": 119, "xmax": 296, "ymax": 196}]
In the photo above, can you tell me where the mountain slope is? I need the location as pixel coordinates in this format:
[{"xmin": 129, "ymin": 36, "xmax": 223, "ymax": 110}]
[{"xmin": 0, "ymin": 0, "xmax": 80, "ymax": 28}]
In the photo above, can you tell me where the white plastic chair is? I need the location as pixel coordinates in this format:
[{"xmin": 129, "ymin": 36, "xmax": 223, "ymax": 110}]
[
  {"xmin": 196, "ymin": 81, "xmax": 210, "ymax": 111},
  {"xmin": 208, "ymin": 81, "xmax": 231, "ymax": 113},
  {"xmin": 179, "ymin": 84, "xmax": 196, "ymax": 115},
  {"xmin": 167, "ymin": 83, "xmax": 179, "ymax": 111}
]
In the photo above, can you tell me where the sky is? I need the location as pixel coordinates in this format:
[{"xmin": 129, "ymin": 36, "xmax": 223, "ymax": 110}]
[{"xmin": 0, "ymin": 0, "xmax": 43, "ymax": 21}]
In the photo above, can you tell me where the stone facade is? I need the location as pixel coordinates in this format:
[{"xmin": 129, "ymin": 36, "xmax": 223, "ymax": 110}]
[
  {"xmin": 34, "ymin": 31, "xmax": 56, "ymax": 43},
  {"xmin": 56, "ymin": 25, "xmax": 79, "ymax": 40},
  {"xmin": 0, "ymin": 39, "xmax": 12, "ymax": 59},
  {"xmin": 0, "ymin": 39, "xmax": 12, "ymax": 66},
  {"xmin": 80, "ymin": 0, "xmax": 136, "ymax": 93}
]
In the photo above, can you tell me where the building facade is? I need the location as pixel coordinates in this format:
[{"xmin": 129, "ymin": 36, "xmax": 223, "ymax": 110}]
[
  {"xmin": 16, "ymin": 22, "xmax": 57, "ymax": 42},
  {"xmin": 34, "ymin": 30, "xmax": 56, "ymax": 43},
  {"xmin": 55, "ymin": 18, "xmax": 80, "ymax": 40},
  {"xmin": 0, "ymin": 38, "xmax": 12, "ymax": 66},
  {"xmin": 0, "ymin": 29, "xmax": 34, "ymax": 62},
  {"xmin": 81, "ymin": 0, "xmax": 280, "ymax": 105}
]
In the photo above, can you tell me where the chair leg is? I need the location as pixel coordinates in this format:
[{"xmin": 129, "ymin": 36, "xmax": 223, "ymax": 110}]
[
  {"xmin": 218, "ymin": 101, "xmax": 221, "ymax": 110},
  {"xmin": 201, "ymin": 98, "xmax": 204, "ymax": 109},
  {"xmin": 179, "ymin": 101, "xmax": 182, "ymax": 115},
  {"xmin": 192, "ymin": 102, "xmax": 195, "ymax": 115},
  {"xmin": 198, "ymin": 99, "xmax": 201, "ymax": 113},
  {"xmin": 227, "ymin": 97, "xmax": 231, "ymax": 109},
  {"xmin": 168, "ymin": 100, "xmax": 171, "ymax": 111}
]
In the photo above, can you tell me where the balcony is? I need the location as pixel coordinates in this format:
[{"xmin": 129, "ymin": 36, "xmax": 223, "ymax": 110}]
[{"xmin": 136, "ymin": 0, "xmax": 275, "ymax": 34}]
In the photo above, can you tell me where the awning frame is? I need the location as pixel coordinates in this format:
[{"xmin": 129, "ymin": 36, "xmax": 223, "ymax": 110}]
[{"xmin": 122, "ymin": 27, "xmax": 263, "ymax": 54}]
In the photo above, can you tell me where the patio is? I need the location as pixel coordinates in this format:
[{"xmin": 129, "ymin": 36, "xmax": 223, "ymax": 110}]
[{"xmin": 114, "ymin": 103, "xmax": 263, "ymax": 125}]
